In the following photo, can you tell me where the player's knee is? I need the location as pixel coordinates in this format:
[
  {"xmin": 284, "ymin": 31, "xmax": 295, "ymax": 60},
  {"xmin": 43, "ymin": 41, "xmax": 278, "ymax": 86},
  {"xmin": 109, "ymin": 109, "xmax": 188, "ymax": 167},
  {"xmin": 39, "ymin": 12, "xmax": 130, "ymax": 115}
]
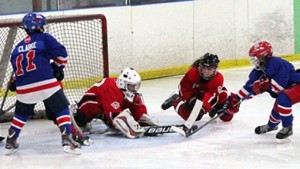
[
  {"xmin": 219, "ymin": 113, "xmax": 233, "ymax": 122},
  {"xmin": 178, "ymin": 111, "xmax": 189, "ymax": 121}
]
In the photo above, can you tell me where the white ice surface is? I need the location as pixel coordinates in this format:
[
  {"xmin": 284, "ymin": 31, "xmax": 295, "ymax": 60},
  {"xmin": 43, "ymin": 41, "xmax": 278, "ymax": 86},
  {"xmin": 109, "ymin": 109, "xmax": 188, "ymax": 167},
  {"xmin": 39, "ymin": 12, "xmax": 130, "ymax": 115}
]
[{"xmin": 1, "ymin": 63, "xmax": 300, "ymax": 169}]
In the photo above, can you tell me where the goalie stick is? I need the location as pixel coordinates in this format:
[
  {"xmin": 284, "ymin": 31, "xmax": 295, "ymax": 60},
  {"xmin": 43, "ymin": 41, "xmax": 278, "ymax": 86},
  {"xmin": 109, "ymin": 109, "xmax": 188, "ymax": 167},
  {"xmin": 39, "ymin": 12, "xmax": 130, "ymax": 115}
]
[
  {"xmin": 144, "ymin": 124, "xmax": 186, "ymax": 136},
  {"xmin": 94, "ymin": 124, "xmax": 196, "ymax": 136}
]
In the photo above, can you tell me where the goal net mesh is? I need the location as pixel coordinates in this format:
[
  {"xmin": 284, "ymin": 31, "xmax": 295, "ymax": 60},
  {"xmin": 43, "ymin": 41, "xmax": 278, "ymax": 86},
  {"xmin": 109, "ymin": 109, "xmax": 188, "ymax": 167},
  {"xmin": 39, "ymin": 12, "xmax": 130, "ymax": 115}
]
[{"xmin": 0, "ymin": 14, "xmax": 108, "ymax": 122}]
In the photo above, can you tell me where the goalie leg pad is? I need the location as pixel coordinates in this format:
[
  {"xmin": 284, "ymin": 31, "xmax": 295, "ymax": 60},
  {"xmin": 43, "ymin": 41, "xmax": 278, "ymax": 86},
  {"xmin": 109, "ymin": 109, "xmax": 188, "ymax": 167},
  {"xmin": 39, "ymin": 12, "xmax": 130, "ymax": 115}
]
[{"xmin": 113, "ymin": 109, "xmax": 145, "ymax": 139}]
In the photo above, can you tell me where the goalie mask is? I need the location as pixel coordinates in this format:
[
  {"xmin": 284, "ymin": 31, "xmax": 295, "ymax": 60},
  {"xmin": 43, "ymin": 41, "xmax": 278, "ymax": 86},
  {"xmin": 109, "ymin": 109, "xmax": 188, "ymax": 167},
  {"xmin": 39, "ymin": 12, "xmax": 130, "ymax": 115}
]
[
  {"xmin": 116, "ymin": 68, "xmax": 141, "ymax": 102},
  {"xmin": 22, "ymin": 12, "xmax": 46, "ymax": 34}
]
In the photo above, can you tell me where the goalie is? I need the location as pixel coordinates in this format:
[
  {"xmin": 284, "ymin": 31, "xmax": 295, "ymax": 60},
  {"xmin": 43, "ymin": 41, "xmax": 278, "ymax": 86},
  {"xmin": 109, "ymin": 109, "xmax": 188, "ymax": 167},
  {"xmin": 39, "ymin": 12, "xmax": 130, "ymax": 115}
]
[{"xmin": 72, "ymin": 67, "xmax": 158, "ymax": 139}]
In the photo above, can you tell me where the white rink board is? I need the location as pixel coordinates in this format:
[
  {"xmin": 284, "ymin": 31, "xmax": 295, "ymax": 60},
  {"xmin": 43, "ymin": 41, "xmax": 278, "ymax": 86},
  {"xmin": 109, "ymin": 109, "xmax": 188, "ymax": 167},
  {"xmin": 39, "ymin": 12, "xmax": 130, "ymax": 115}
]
[
  {"xmin": 0, "ymin": 0, "xmax": 294, "ymax": 74},
  {"xmin": 1, "ymin": 63, "xmax": 300, "ymax": 169}
]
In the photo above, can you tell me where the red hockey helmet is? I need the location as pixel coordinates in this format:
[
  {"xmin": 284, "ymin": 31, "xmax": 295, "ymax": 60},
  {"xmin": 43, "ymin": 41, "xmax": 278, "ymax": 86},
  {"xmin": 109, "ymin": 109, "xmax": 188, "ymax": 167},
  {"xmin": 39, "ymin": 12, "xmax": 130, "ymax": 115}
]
[{"xmin": 248, "ymin": 41, "xmax": 273, "ymax": 70}]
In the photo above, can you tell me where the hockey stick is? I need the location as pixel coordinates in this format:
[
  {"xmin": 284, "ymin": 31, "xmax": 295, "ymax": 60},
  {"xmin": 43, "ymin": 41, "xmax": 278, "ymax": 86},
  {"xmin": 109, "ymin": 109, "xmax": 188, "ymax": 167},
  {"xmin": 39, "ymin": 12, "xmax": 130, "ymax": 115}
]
[
  {"xmin": 185, "ymin": 93, "xmax": 252, "ymax": 137},
  {"xmin": 170, "ymin": 99, "xmax": 203, "ymax": 136},
  {"xmin": 69, "ymin": 104, "xmax": 94, "ymax": 145},
  {"xmin": 185, "ymin": 111, "xmax": 225, "ymax": 137},
  {"xmin": 0, "ymin": 136, "xmax": 5, "ymax": 141},
  {"xmin": 144, "ymin": 124, "xmax": 185, "ymax": 136}
]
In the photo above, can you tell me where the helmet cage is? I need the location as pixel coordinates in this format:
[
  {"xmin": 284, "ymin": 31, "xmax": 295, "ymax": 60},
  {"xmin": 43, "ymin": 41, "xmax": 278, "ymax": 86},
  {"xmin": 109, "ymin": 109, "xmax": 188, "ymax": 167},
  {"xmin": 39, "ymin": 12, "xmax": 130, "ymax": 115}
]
[
  {"xmin": 249, "ymin": 56, "xmax": 266, "ymax": 70},
  {"xmin": 249, "ymin": 41, "xmax": 272, "ymax": 70},
  {"xmin": 116, "ymin": 68, "xmax": 141, "ymax": 102}
]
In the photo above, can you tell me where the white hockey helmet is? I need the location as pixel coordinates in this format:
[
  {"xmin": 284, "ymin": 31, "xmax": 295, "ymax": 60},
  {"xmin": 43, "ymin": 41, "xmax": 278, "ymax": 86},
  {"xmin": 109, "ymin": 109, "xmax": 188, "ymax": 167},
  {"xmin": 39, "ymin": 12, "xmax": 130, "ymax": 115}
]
[{"xmin": 116, "ymin": 67, "xmax": 141, "ymax": 102}]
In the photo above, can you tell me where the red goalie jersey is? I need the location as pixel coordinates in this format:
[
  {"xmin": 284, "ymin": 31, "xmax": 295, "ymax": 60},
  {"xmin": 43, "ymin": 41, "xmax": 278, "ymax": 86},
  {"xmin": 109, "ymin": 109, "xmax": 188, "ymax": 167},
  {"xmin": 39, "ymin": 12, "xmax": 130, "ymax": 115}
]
[{"xmin": 76, "ymin": 77, "xmax": 148, "ymax": 127}]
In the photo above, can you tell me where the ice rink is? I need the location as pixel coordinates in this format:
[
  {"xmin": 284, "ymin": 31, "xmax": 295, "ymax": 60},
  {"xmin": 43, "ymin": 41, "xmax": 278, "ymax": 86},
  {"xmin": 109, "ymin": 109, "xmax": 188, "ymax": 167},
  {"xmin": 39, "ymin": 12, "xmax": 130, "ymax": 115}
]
[{"xmin": 1, "ymin": 63, "xmax": 300, "ymax": 169}]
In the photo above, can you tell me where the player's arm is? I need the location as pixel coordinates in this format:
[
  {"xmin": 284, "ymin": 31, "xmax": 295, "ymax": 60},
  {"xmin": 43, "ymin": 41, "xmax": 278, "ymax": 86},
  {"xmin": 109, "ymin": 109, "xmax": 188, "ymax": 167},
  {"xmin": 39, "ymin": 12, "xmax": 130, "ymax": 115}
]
[
  {"xmin": 45, "ymin": 33, "xmax": 68, "ymax": 80},
  {"xmin": 225, "ymin": 69, "xmax": 263, "ymax": 114},
  {"xmin": 201, "ymin": 73, "xmax": 224, "ymax": 113},
  {"xmin": 128, "ymin": 93, "xmax": 158, "ymax": 126}
]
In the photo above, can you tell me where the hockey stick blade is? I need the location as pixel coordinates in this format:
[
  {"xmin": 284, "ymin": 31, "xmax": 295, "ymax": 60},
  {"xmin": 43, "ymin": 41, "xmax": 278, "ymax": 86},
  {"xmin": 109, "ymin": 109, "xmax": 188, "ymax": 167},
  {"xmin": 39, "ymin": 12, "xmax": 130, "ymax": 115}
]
[
  {"xmin": 185, "ymin": 112, "xmax": 225, "ymax": 138},
  {"xmin": 0, "ymin": 136, "xmax": 5, "ymax": 142},
  {"xmin": 170, "ymin": 99, "xmax": 203, "ymax": 137}
]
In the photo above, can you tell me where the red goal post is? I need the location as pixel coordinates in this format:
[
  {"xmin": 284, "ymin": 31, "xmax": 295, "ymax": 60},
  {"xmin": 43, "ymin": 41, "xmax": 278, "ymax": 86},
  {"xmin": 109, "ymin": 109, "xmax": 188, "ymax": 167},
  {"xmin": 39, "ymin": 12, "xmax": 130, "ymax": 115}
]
[{"xmin": 0, "ymin": 14, "xmax": 109, "ymax": 121}]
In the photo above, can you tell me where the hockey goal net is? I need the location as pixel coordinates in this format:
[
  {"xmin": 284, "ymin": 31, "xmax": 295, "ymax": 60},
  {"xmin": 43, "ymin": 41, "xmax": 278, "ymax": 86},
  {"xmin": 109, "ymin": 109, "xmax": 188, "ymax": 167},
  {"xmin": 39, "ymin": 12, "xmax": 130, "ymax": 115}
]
[{"xmin": 0, "ymin": 14, "xmax": 108, "ymax": 122}]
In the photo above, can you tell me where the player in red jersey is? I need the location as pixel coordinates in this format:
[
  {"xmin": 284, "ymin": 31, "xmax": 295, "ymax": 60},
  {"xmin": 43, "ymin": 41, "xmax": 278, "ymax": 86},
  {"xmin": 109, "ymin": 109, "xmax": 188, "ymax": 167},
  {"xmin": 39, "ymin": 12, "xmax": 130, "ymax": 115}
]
[
  {"xmin": 73, "ymin": 67, "xmax": 157, "ymax": 138},
  {"xmin": 161, "ymin": 53, "xmax": 232, "ymax": 122}
]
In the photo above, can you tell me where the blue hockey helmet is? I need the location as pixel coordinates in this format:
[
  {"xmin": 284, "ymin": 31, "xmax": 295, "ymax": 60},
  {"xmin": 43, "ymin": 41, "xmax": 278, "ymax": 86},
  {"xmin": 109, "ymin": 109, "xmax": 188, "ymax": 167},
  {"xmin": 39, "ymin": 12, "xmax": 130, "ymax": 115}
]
[{"xmin": 22, "ymin": 12, "xmax": 46, "ymax": 34}]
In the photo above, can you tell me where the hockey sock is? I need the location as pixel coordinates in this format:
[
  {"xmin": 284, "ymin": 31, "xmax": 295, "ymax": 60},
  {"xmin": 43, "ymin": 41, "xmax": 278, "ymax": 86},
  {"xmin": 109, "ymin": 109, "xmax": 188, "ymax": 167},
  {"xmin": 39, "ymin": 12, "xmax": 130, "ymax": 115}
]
[
  {"xmin": 56, "ymin": 108, "xmax": 72, "ymax": 134},
  {"xmin": 267, "ymin": 109, "xmax": 281, "ymax": 128},
  {"xmin": 10, "ymin": 113, "xmax": 30, "ymax": 137}
]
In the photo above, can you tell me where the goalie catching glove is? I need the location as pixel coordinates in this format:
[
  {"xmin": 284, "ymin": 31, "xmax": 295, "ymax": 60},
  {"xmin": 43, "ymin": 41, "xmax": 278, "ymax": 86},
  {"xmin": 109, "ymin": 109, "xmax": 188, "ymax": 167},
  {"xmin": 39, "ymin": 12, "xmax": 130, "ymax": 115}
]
[{"xmin": 113, "ymin": 109, "xmax": 145, "ymax": 139}]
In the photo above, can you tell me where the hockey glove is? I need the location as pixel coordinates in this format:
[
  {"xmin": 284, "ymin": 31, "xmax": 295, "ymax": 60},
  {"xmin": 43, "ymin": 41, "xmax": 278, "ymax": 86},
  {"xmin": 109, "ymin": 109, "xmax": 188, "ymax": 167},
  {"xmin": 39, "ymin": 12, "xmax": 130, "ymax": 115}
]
[
  {"xmin": 9, "ymin": 77, "xmax": 16, "ymax": 92},
  {"xmin": 225, "ymin": 93, "xmax": 241, "ymax": 115},
  {"xmin": 252, "ymin": 77, "xmax": 270, "ymax": 95},
  {"xmin": 51, "ymin": 62, "xmax": 64, "ymax": 81}
]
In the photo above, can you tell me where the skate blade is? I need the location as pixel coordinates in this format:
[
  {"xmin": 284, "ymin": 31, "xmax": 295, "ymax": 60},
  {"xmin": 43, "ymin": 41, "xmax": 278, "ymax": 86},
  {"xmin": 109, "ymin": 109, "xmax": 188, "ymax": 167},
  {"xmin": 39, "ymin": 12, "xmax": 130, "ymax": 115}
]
[
  {"xmin": 63, "ymin": 146, "xmax": 81, "ymax": 155},
  {"xmin": 5, "ymin": 148, "xmax": 18, "ymax": 155},
  {"xmin": 276, "ymin": 138, "xmax": 291, "ymax": 144}
]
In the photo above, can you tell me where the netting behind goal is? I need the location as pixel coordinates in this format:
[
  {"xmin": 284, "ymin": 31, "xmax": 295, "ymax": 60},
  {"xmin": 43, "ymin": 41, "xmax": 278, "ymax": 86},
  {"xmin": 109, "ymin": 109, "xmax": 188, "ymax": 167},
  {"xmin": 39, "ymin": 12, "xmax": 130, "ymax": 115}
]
[{"xmin": 0, "ymin": 14, "xmax": 108, "ymax": 122}]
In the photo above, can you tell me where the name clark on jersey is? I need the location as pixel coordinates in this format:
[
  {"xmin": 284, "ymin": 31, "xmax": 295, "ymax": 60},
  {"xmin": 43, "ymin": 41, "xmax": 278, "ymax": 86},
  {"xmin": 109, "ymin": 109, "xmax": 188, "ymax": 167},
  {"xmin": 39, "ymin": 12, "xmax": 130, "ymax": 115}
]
[{"xmin": 18, "ymin": 42, "xmax": 37, "ymax": 52}]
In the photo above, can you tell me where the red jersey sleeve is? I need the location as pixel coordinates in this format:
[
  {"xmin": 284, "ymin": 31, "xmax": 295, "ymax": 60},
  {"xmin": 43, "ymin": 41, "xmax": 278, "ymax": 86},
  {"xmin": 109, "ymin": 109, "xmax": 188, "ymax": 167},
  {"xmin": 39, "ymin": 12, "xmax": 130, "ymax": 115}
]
[
  {"xmin": 201, "ymin": 72, "xmax": 224, "ymax": 112},
  {"xmin": 125, "ymin": 94, "xmax": 147, "ymax": 121}
]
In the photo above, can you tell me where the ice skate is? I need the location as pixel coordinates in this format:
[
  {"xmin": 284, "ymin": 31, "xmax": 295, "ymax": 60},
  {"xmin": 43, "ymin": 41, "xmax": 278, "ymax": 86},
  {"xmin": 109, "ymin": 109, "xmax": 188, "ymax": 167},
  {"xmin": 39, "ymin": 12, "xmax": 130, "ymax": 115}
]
[
  {"xmin": 276, "ymin": 125, "xmax": 293, "ymax": 143},
  {"xmin": 0, "ymin": 136, "xmax": 5, "ymax": 142},
  {"xmin": 5, "ymin": 128, "xmax": 19, "ymax": 155},
  {"xmin": 161, "ymin": 93, "xmax": 179, "ymax": 110},
  {"xmin": 60, "ymin": 126, "xmax": 81, "ymax": 155},
  {"xmin": 73, "ymin": 132, "xmax": 94, "ymax": 146},
  {"xmin": 254, "ymin": 124, "xmax": 278, "ymax": 134}
]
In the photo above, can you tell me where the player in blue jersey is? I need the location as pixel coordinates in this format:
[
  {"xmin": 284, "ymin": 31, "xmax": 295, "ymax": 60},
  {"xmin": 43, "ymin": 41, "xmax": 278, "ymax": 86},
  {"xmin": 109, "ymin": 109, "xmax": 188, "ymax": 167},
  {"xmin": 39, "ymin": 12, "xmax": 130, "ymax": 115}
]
[
  {"xmin": 226, "ymin": 41, "xmax": 300, "ymax": 143},
  {"xmin": 4, "ymin": 12, "xmax": 81, "ymax": 155}
]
